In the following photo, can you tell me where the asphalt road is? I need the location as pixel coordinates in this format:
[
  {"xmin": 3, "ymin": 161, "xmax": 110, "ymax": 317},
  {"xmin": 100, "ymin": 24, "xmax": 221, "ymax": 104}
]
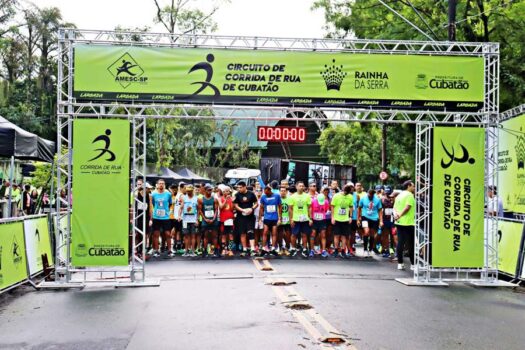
[{"xmin": 1, "ymin": 252, "xmax": 524, "ymax": 350}]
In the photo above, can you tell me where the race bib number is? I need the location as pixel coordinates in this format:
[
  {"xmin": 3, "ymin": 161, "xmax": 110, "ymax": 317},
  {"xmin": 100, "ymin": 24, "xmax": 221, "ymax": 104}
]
[
  {"xmin": 362, "ymin": 220, "xmax": 369, "ymax": 228},
  {"xmin": 224, "ymin": 219, "xmax": 234, "ymax": 226},
  {"xmin": 385, "ymin": 208, "xmax": 393, "ymax": 216},
  {"xmin": 267, "ymin": 205, "xmax": 276, "ymax": 213},
  {"xmin": 183, "ymin": 221, "xmax": 187, "ymax": 229},
  {"xmin": 298, "ymin": 215, "xmax": 307, "ymax": 222},
  {"xmin": 205, "ymin": 210, "xmax": 214, "ymax": 218},
  {"xmin": 281, "ymin": 216, "xmax": 289, "ymax": 224},
  {"xmin": 338, "ymin": 208, "xmax": 347, "ymax": 215},
  {"xmin": 242, "ymin": 209, "xmax": 252, "ymax": 216},
  {"xmin": 184, "ymin": 214, "xmax": 197, "ymax": 223},
  {"xmin": 314, "ymin": 213, "xmax": 324, "ymax": 220},
  {"xmin": 155, "ymin": 209, "xmax": 166, "ymax": 217}
]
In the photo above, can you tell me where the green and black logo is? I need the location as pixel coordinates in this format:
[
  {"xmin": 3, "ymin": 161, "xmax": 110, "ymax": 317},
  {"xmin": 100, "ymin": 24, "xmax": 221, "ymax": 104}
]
[
  {"xmin": 188, "ymin": 54, "xmax": 220, "ymax": 97},
  {"xmin": 415, "ymin": 74, "xmax": 428, "ymax": 89},
  {"xmin": 440, "ymin": 140, "xmax": 475, "ymax": 169},
  {"xmin": 89, "ymin": 129, "xmax": 116, "ymax": 162},
  {"xmin": 515, "ymin": 127, "xmax": 525, "ymax": 170},
  {"xmin": 75, "ymin": 243, "xmax": 88, "ymax": 257},
  {"xmin": 35, "ymin": 228, "xmax": 40, "ymax": 242},
  {"xmin": 320, "ymin": 59, "xmax": 347, "ymax": 91},
  {"xmin": 108, "ymin": 53, "xmax": 148, "ymax": 88},
  {"xmin": 12, "ymin": 235, "xmax": 22, "ymax": 266}
]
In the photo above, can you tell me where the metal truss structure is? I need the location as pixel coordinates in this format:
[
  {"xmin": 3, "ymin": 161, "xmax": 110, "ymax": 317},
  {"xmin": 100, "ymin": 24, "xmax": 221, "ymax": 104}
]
[
  {"xmin": 500, "ymin": 103, "xmax": 525, "ymax": 122},
  {"xmin": 49, "ymin": 28, "xmax": 503, "ymax": 288}
]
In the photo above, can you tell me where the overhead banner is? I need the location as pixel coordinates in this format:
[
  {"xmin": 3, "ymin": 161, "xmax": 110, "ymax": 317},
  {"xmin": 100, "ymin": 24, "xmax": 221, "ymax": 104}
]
[
  {"xmin": 72, "ymin": 119, "xmax": 130, "ymax": 266},
  {"xmin": 73, "ymin": 45, "xmax": 484, "ymax": 112},
  {"xmin": 498, "ymin": 114, "xmax": 525, "ymax": 213},
  {"xmin": 497, "ymin": 220, "xmax": 524, "ymax": 277},
  {"xmin": 0, "ymin": 222, "xmax": 28, "ymax": 290},
  {"xmin": 432, "ymin": 127, "xmax": 485, "ymax": 268},
  {"xmin": 23, "ymin": 217, "xmax": 54, "ymax": 275}
]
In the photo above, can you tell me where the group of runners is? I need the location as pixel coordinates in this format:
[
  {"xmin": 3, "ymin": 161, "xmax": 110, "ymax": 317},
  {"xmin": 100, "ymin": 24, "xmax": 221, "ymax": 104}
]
[{"xmin": 132, "ymin": 177, "xmax": 416, "ymax": 270}]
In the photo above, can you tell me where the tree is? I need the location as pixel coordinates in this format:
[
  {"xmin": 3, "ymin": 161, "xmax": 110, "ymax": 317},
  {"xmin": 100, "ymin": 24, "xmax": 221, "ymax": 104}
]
[
  {"xmin": 152, "ymin": 0, "xmax": 226, "ymax": 35},
  {"xmin": 317, "ymin": 122, "xmax": 414, "ymax": 186},
  {"xmin": 313, "ymin": 0, "xmax": 525, "ymax": 110}
]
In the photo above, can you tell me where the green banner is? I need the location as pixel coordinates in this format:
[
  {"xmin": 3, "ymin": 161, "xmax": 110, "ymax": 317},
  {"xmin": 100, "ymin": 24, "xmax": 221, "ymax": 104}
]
[
  {"xmin": 73, "ymin": 45, "xmax": 484, "ymax": 112},
  {"xmin": 497, "ymin": 220, "xmax": 523, "ymax": 276},
  {"xmin": 0, "ymin": 222, "xmax": 28, "ymax": 290},
  {"xmin": 72, "ymin": 119, "xmax": 130, "ymax": 266},
  {"xmin": 499, "ymin": 114, "xmax": 525, "ymax": 213},
  {"xmin": 23, "ymin": 217, "xmax": 54, "ymax": 275},
  {"xmin": 432, "ymin": 127, "xmax": 485, "ymax": 268}
]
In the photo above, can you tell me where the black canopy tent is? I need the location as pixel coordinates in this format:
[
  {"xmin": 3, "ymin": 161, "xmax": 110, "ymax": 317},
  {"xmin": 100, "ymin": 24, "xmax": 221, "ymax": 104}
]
[
  {"xmin": 176, "ymin": 167, "xmax": 211, "ymax": 184},
  {"xmin": 145, "ymin": 167, "xmax": 186, "ymax": 186},
  {"xmin": 0, "ymin": 116, "xmax": 56, "ymax": 217}
]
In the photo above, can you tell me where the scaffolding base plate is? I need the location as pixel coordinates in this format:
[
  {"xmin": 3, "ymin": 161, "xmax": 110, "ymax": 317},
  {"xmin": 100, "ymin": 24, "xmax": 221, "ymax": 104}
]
[
  {"xmin": 116, "ymin": 279, "xmax": 160, "ymax": 288},
  {"xmin": 468, "ymin": 280, "xmax": 516, "ymax": 288},
  {"xmin": 38, "ymin": 281, "xmax": 85, "ymax": 289},
  {"xmin": 395, "ymin": 278, "xmax": 449, "ymax": 286}
]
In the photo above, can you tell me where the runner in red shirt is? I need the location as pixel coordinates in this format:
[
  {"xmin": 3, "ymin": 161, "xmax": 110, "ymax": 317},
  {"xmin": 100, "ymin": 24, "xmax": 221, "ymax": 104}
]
[{"xmin": 219, "ymin": 186, "xmax": 235, "ymax": 257}]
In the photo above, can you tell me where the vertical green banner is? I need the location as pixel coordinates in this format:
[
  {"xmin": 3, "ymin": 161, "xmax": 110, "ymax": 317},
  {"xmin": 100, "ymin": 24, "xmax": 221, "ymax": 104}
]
[
  {"xmin": 498, "ymin": 114, "xmax": 525, "ymax": 213},
  {"xmin": 497, "ymin": 220, "xmax": 523, "ymax": 276},
  {"xmin": 0, "ymin": 222, "xmax": 28, "ymax": 290},
  {"xmin": 23, "ymin": 217, "xmax": 54, "ymax": 275},
  {"xmin": 432, "ymin": 127, "xmax": 485, "ymax": 268},
  {"xmin": 72, "ymin": 119, "xmax": 130, "ymax": 266}
]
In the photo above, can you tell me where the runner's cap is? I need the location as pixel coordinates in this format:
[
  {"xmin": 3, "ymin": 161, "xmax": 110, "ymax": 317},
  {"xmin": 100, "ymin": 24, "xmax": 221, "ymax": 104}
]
[{"xmin": 317, "ymin": 193, "xmax": 326, "ymax": 205}]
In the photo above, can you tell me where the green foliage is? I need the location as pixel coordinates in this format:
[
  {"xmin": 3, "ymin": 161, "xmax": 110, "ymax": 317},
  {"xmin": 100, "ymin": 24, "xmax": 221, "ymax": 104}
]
[
  {"xmin": 313, "ymin": 0, "xmax": 525, "ymax": 110},
  {"xmin": 317, "ymin": 122, "xmax": 414, "ymax": 185},
  {"xmin": 153, "ymin": 0, "xmax": 227, "ymax": 34}
]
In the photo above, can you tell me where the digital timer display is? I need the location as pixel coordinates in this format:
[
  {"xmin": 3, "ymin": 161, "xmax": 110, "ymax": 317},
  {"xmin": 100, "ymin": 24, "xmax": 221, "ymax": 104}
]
[{"xmin": 257, "ymin": 126, "xmax": 307, "ymax": 143}]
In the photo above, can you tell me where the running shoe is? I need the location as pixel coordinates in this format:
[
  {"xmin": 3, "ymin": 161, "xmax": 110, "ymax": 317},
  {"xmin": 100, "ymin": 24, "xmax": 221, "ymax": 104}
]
[
  {"xmin": 182, "ymin": 251, "xmax": 189, "ymax": 257},
  {"xmin": 397, "ymin": 263, "xmax": 405, "ymax": 270},
  {"xmin": 281, "ymin": 249, "xmax": 291, "ymax": 257},
  {"xmin": 338, "ymin": 252, "xmax": 345, "ymax": 259},
  {"xmin": 290, "ymin": 249, "xmax": 298, "ymax": 257},
  {"xmin": 308, "ymin": 250, "xmax": 315, "ymax": 258},
  {"xmin": 321, "ymin": 250, "xmax": 329, "ymax": 258},
  {"xmin": 373, "ymin": 248, "xmax": 380, "ymax": 255},
  {"xmin": 332, "ymin": 250, "xmax": 338, "ymax": 258},
  {"xmin": 346, "ymin": 251, "xmax": 355, "ymax": 258},
  {"xmin": 153, "ymin": 251, "xmax": 160, "ymax": 258},
  {"xmin": 147, "ymin": 248, "xmax": 155, "ymax": 256},
  {"xmin": 240, "ymin": 250, "xmax": 248, "ymax": 258},
  {"xmin": 271, "ymin": 249, "xmax": 279, "ymax": 257},
  {"xmin": 382, "ymin": 251, "xmax": 390, "ymax": 258},
  {"xmin": 167, "ymin": 251, "xmax": 175, "ymax": 258},
  {"xmin": 301, "ymin": 250, "xmax": 308, "ymax": 258},
  {"xmin": 227, "ymin": 250, "xmax": 235, "ymax": 257}
]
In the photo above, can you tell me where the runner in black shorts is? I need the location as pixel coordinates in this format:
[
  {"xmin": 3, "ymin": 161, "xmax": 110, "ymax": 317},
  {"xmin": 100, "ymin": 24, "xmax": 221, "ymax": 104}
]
[{"xmin": 330, "ymin": 184, "xmax": 354, "ymax": 258}]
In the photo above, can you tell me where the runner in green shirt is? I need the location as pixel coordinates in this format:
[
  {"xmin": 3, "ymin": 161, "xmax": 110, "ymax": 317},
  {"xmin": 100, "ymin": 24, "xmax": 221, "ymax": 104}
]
[
  {"xmin": 330, "ymin": 184, "xmax": 354, "ymax": 258},
  {"xmin": 393, "ymin": 180, "xmax": 416, "ymax": 270},
  {"xmin": 288, "ymin": 181, "xmax": 312, "ymax": 257}
]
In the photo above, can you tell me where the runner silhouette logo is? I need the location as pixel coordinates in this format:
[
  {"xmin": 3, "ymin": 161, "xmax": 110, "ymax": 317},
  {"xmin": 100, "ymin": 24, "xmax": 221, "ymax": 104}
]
[
  {"xmin": 440, "ymin": 140, "xmax": 475, "ymax": 169},
  {"xmin": 188, "ymin": 54, "xmax": 220, "ymax": 97},
  {"xmin": 89, "ymin": 129, "xmax": 116, "ymax": 162},
  {"xmin": 108, "ymin": 53, "xmax": 146, "ymax": 88}
]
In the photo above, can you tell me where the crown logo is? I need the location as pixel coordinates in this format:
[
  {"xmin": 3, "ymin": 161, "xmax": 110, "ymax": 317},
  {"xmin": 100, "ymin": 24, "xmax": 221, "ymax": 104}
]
[
  {"xmin": 516, "ymin": 126, "xmax": 525, "ymax": 170},
  {"xmin": 320, "ymin": 59, "xmax": 347, "ymax": 91}
]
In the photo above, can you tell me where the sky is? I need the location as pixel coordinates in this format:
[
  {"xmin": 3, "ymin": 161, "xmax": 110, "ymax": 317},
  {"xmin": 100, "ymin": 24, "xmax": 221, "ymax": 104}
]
[{"xmin": 30, "ymin": 0, "xmax": 327, "ymax": 38}]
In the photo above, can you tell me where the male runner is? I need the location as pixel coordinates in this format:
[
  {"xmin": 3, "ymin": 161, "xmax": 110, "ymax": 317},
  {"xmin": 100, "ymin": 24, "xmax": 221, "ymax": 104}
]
[
  {"xmin": 331, "ymin": 184, "xmax": 354, "ymax": 258},
  {"xmin": 149, "ymin": 179, "xmax": 173, "ymax": 258},
  {"xmin": 259, "ymin": 185, "xmax": 282, "ymax": 256},
  {"xmin": 198, "ymin": 184, "xmax": 220, "ymax": 257},
  {"xmin": 178, "ymin": 185, "xmax": 199, "ymax": 257},
  {"xmin": 358, "ymin": 189, "xmax": 383, "ymax": 256},
  {"xmin": 289, "ymin": 181, "xmax": 312, "ymax": 258},
  {"xmin": 233, "ymin": 181, "xmax": 258, "ymax": 257},
  {"xmin": 278, "ymin": 186, "xmax": 292, "ymax": 256}
]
